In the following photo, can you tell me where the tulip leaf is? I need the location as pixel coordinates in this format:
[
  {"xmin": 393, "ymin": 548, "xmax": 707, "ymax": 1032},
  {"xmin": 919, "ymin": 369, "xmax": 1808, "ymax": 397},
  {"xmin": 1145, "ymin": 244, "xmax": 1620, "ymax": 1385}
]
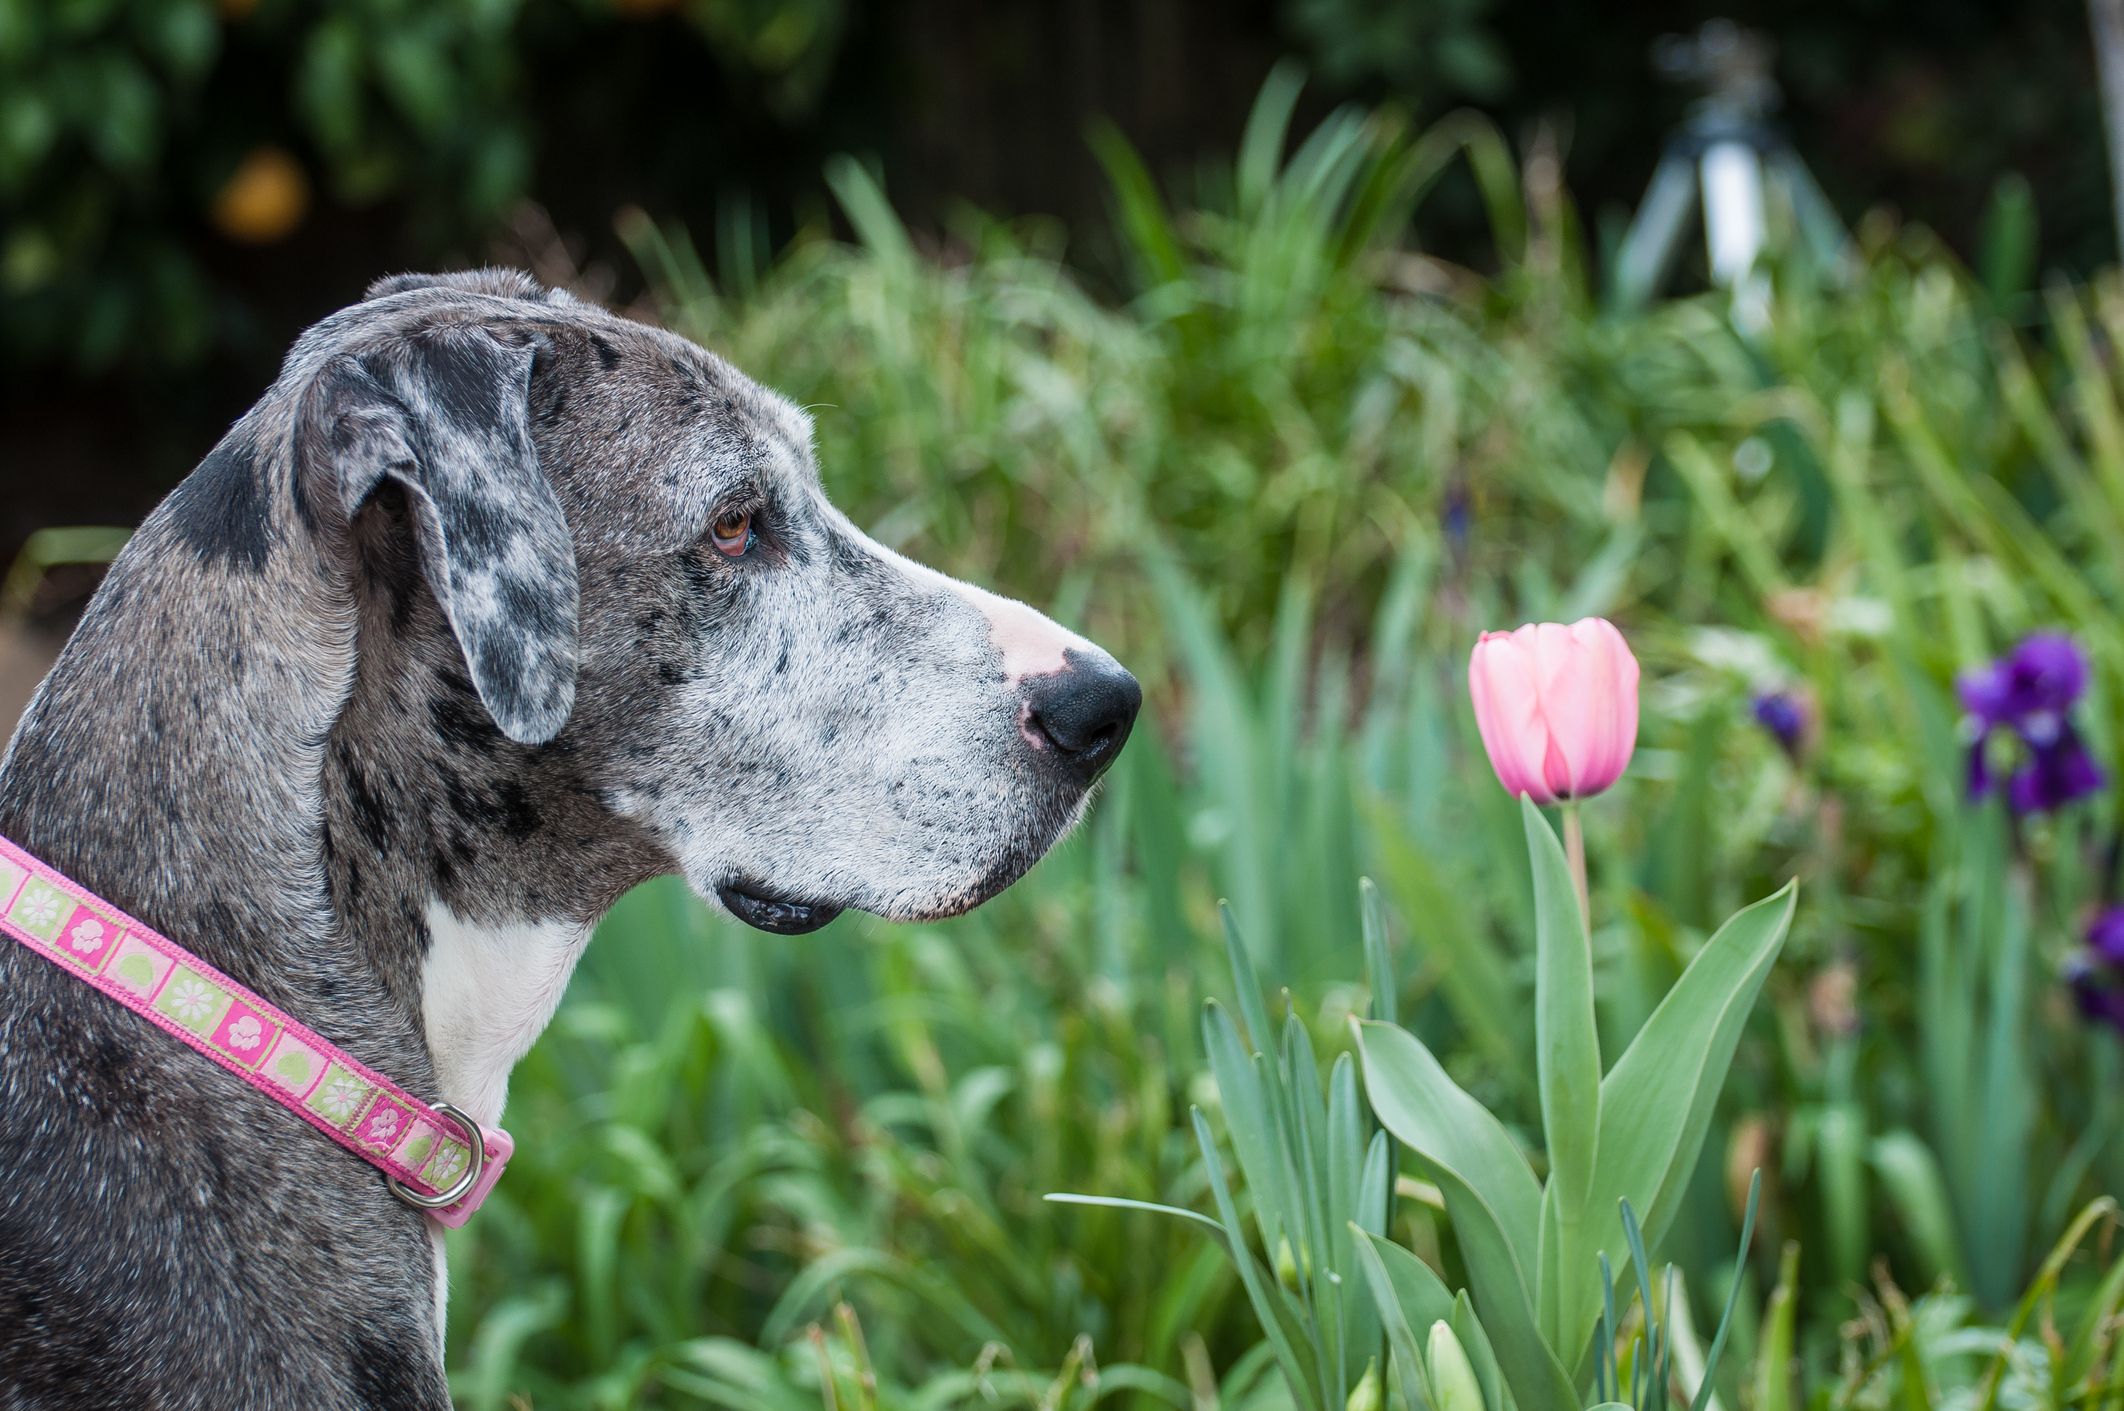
[
  {"xmin": 1353, "ymin": 1020, "xmax": 1539, "ymax": 1277},
  {"xmin": 1279, "ymin": 1016, "xmax": 1343, "ymax": 1388},
  {"xmin": 1222, "ymin": 901, "xmax": 1276, "ymax": 1054},
  {"xmin": 1351, "ymin": 1227, "xmax": 1452, "ymax": 1411},
  {"xmin": 1204, "ymin": 1000, "xmax": 1290, "ymax": 1260},
  {"xmin": 1041, "ymin": 1192, "xmax": 1231, "ymax": 1238},
  {"xmin": 1450, "ymin": 1289, "xmax": 1506, "ymax": 1411},
  {"xmin": 1562, "ymin": 880, "xmax": 1797, "ymax": 1366},
  {"xmin": 1353, "ymin": 1019, "xmax": 1575, "ymax": 1411},
  {"xmin": 1523, "ymin": 796, "xmax": 1600, "ymax": 1346},
  {"xmin": 1537, "ymin": 1178, "xmax": 1564, "ymax": 1350},
  {"xmin": 1360, "ymin": 875, "xmax": 1397, "ymax": 1028},
  {"xmin": 1192, "ymin": 1106, "xmax": 1330, "ymax": 1411},
  {"xmin": 1327, "ymin": 1058, "xmax": 1385, "ymax": 1382}
]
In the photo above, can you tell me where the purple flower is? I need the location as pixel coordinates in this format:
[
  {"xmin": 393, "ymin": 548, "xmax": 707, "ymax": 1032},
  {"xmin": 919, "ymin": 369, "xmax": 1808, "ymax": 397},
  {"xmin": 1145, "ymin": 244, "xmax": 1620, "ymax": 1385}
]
[
  {"xmin": 1961, "ymin": 634, "xmax": 2104, "ymax": 813},
  {"xmin": 1443, "ymin": 480, "xmax": 1472, "ymax": 556},
  {"xmin": 2088, "ymin": 907, "xmax": 2124, "ymax": 966},
  {"xmin": 2004, "ymin": 722, "xmax": 2106, "ymax": 814},
  {"xmin": 2068, "ymin": 957, "xmax": 2124, "ymax": 1035},
  {"xmin": 1752, "ymin": 691, "xmax": 1807, "ymax": 760},
  {"xmin": 1958, "ymin": 633, "xmax": 2088, "ymax": 733},
  {"xmin": 1966, "ymin": 730, "xmax": 1995, "ymax": 799}
]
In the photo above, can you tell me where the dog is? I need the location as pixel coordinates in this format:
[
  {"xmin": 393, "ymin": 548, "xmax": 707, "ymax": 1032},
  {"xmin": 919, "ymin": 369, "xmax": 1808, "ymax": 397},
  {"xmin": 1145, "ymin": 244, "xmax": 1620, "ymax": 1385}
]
[{"xmin": 0, "ymin": 269, "xmax": 1139, "ymax": 1408}]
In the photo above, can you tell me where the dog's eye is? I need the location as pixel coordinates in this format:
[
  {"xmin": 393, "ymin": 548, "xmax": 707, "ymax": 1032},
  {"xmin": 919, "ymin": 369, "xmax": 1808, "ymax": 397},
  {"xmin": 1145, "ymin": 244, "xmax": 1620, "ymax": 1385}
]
[{"xmin": 709, "ymin": 509, "xmax": 754, "ymax": 558}]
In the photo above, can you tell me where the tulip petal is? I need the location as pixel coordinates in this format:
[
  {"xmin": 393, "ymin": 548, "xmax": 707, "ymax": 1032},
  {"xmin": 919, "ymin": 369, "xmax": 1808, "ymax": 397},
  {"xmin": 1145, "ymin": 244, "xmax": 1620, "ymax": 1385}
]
[
  {"xmin": 1470, "ymin": 632, "xmax": 1558, "ymax": 805},
  {"xmin": 1504, "ymin": 617, "xmax": 1640, "ymax": 801},
  {"xmin": 1522, "ymin": 623, "xmax": 1582, "ymax": 799},
  {"xmin": 1578, "ymin": 618, "xmax": 1638, "ymax": 796},
  {"xmin": 1539, "ymin": 621, "xmax": 1603, "ymax": 796},
  {"xmin": 1470, "ymin": 619, "xmax": 1640, "ymax": 805}
]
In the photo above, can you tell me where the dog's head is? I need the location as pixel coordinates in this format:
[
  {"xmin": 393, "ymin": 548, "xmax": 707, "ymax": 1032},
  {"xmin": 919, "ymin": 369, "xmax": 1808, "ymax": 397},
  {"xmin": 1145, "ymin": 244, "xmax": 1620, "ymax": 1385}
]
[{"xmin": 289, "ymin": 269, "xmax": 1137, "ymax": 932}]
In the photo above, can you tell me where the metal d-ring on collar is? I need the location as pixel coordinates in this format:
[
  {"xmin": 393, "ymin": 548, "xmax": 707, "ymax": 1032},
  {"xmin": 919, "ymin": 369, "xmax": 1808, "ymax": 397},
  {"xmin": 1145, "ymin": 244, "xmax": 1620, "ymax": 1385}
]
[{"xmin": 388, "ymin": 1102, "xmax": 487, "ymax": 1210}]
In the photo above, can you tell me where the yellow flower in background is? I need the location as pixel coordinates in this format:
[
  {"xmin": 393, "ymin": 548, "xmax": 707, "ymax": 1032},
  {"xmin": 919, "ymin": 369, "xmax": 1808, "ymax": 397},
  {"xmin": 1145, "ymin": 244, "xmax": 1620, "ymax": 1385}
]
[{"xmin": 210, "ymin": 148, "xmax": 309, "ymax": 245}]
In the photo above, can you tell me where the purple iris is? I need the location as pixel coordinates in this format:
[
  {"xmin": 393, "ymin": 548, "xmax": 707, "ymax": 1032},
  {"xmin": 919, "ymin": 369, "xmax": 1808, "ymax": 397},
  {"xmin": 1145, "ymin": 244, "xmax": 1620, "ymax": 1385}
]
[
  {"xmin": 2069, "ymin": 956, "xmax": 2124, "ymax": 1035},
  {"xmin": 2004, "ymin": 723, "xmax": 2106, "ymax": 813},
  {"xmin": 1958, "ymin": 633, "xmax": 2088, "ymax": 732},
  {"xmin": 1443, "ymin": 480, "xmax": 1472, "ymax": 556},
  {"xmin": 2090, "ymin": 907, "xmax": 2124, "ymax": 966},
  {"xmin": 1959, "ymin": 634, "xmax": 2106, "ymax": 814},
  {"xmin": 1752, "ymin": 691, "xmax": 1807, "ymax": 760}
]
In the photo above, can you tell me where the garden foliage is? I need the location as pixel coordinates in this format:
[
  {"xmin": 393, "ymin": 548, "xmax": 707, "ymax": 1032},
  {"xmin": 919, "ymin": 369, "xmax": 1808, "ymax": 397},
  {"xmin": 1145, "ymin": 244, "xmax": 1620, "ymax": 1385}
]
[{"xmin": 427, "ymin": 75, "xmax": 2124, "ymax": 1411}]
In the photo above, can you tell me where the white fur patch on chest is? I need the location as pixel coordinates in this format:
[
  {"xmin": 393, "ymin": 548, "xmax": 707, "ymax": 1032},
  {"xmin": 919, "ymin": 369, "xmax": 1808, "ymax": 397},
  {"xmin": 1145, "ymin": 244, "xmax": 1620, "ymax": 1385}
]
[{"xmin": 419, "ymin": 902, "xmax": 589, "ymax": 1128}]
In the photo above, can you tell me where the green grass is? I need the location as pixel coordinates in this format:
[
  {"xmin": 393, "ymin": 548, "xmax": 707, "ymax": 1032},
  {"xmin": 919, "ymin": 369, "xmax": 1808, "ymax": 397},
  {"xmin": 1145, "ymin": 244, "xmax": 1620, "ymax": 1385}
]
[{"xmin": 447, "ymin": 78, "xmax": 2124, "ymax": 1409}]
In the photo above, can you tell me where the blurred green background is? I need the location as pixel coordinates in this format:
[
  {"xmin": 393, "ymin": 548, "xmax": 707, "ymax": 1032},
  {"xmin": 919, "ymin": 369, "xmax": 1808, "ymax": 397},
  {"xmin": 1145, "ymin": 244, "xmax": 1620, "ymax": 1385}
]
[
  {"xmin": 0, "ymin": 0, "xmax": 2113, "ymax": 563},
  {"xmin": 11, "ymin": 3, "xmax": 2124, "ymax": 1409}
]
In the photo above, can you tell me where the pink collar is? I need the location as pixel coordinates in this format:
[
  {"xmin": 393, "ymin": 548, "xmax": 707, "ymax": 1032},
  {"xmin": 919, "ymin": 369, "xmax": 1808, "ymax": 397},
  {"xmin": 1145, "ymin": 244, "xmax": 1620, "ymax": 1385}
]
[{"xmin": 0, "ymin": 834, "xmax": 512, "ymax": 1227}]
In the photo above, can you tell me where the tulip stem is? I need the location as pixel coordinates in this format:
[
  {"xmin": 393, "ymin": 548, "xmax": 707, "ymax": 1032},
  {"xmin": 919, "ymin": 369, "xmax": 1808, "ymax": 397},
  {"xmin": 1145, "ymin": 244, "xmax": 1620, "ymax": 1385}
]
[{"xmin": 1562, "ymin": 801, "xmax": 1590, "ymax": 935}]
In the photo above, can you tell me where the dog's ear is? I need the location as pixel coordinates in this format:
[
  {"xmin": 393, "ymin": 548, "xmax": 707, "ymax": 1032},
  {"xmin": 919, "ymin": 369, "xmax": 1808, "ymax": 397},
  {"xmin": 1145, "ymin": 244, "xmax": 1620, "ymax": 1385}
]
[{"xmin": 305, "ymin": 324, "xmax": 578, "ymax": 745}]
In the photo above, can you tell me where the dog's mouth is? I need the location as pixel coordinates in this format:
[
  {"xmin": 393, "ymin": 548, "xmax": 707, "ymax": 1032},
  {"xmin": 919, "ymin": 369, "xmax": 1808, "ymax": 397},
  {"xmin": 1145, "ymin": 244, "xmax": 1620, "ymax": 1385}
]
[
  {"xmin": 716, "ymin": 883, "xmax": 844, "ymax": 935},
  {"xmin": 706, "ymin": 807, "xmax": 1083, "ymax": 935}
]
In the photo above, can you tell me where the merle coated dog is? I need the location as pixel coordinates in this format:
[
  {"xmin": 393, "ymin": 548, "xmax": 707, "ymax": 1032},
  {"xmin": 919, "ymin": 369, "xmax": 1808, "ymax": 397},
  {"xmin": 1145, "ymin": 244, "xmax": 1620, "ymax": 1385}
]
[{"xmin": 0, "ymin": 270, "xmax": 1138, "ymax": 1408}]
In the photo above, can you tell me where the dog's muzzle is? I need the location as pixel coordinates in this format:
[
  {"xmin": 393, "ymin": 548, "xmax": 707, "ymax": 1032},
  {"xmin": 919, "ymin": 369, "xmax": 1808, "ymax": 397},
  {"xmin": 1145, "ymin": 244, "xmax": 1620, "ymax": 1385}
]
[{"xmin": 713, "ymin": 652, "xmax": 1140, "ymax": 937}]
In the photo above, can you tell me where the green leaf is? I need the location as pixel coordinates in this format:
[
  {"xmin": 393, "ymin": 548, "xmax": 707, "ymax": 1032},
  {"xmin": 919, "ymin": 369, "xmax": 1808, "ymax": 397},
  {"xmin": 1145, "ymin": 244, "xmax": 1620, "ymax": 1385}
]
[
  {"xmin": 1524, "ymin": 797, "xmax": 1600, "ymax": 1345},
  {"xmin": 1204, "ymin": 1000, "xmax": 1290, "ymax": 1259},
  {"xmin": 1222, "ymin": 902, "xmax": 1277, "ymax": 1053},
  {"xmin": 1351, "ymin": 1228, "xmax": 1453, "ymax": 1411},
  {"xmin": 1817, "ymin": 1101, "xmax": 1868, "ymax": 1289},
  {"xmin": 1565, "ymin": 882, "xmax": 1796, "ymax": 1366},
  {"xmin": 1354, "ymin": 1021, "xmax": 1539, "ymax": 1280},
  {"xmin": 1692, "ymin": 1169, "xmax": 1762, "ymax": 1411},
  {"xmin": 1041, "ymin": 1192, "xmax": 1230, "ymax": 1239},
  {"xmin": 1361, "ymin": 876, "xmax": 1396, "ymax": 1028},
  {"xmin": 1236, "ymin": 59, "xmax": 1306, "ymax": 218},
  {"xmin": 824, "ymin": 154, "xmax": 916, "ymax": 268},
  {"xmin": 1327, "ymin": 1055, "xmax": 1383, "ymax": 1383},
  {"xmin": 1088, "ymin": 120, "xmax": 1186, "ymax": 290},
  {"xmin": 2061, "ymin": 1239, "xmax": 2124, "ymax": 1388},
  {"xmin": 1753, "ymin": 1244, "xmax": 1800, "ymax": 1411},
  {"xmin": 1354, "ymin": 1020, "xmax": 1573, "ymax": 1411},
  {"xmin": 1449, "ymin": 1290, "xmax": 1507, "ymax": 1411},
  {"xmin": 1894, "ymin": 1313, "xmax": 1936, "ymax": 1411},
  {"xmin": 1975, "ymin": 1198, "xmax": 2118, "ymax": 1411},
  {"xmin": 1869, "ymin": 1131, "xmax": 1968, "ymax": 1289},
  {"xmin": 1194, "ymin": 1108, "xmax": 1330, "ymax": 1411}
]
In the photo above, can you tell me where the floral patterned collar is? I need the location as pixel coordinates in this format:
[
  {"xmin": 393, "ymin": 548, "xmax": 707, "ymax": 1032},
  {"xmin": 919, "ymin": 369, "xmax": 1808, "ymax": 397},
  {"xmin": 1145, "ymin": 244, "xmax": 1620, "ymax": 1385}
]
[{"xmin": 0, "ymin": 833, "xmax": 511, "ymax": 1226}]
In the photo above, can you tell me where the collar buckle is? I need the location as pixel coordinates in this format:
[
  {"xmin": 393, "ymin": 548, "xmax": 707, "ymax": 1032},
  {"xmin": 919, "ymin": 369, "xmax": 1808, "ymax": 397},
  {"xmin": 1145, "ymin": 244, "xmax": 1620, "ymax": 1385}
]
[{"xmin": 387, "ymin": 1102, "xmax": 515, "ymax": 1227}]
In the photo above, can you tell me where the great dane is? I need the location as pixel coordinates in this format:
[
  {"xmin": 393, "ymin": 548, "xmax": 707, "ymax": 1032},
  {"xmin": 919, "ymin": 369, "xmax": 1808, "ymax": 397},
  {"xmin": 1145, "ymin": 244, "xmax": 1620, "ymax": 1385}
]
[{"xmin": 0, "ymin": 269, "xmax": 1138, "ymax": 1408}]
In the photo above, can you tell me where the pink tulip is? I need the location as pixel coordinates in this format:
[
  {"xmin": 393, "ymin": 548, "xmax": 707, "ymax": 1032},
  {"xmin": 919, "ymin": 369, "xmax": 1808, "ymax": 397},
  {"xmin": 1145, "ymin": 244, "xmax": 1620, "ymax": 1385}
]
[{"xmin": 1468, "ymin": 618, "xmax": 1639, "ymax": 805}]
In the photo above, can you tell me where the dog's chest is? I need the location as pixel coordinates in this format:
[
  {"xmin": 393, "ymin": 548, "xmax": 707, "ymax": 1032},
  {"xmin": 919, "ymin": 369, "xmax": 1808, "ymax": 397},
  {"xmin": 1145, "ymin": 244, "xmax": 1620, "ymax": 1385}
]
[{"xmin": 420, "ymin": 903, "xmax": 590, "ymax": 1126}]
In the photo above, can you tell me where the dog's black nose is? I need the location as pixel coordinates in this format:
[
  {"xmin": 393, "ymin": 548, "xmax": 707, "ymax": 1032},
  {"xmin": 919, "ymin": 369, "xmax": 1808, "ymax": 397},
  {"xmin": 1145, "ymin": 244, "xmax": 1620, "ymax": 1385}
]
[{"xmin": 1023, "ymin": 655, "xmax": 1142, "ymax": 785}]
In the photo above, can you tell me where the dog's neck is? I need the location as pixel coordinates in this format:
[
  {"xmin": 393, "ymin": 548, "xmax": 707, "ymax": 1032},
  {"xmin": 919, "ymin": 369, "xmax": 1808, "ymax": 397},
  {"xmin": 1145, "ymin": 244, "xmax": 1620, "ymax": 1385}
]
[{"xmin": 0, "ymin": 435, "xmax": 659, "ymax": 1123}]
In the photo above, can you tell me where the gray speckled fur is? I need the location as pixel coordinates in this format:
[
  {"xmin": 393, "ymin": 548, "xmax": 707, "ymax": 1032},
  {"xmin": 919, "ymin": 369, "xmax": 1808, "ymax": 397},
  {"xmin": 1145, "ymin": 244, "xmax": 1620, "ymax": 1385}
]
[{"xmin": 0, "ymin": 271, "xmax": 1118, "ymax": 1408}]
